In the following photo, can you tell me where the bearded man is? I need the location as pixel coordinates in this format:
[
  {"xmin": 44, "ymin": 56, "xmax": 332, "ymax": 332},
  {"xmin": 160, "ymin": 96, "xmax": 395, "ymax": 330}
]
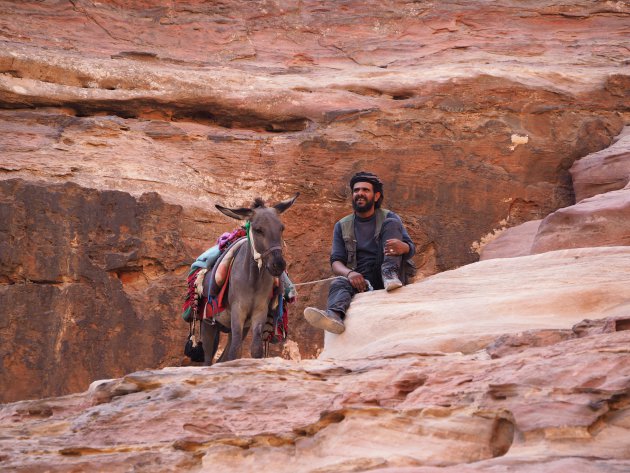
[{"xmin": 304, "ymin": 171, "xmax": 416, "ymax": 334}]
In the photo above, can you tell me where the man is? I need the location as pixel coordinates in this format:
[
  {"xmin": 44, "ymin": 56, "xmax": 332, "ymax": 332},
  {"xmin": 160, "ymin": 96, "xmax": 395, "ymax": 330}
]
[{"xmin": 304, "ymin": 171, "xmax": 416, "ymax": 334}]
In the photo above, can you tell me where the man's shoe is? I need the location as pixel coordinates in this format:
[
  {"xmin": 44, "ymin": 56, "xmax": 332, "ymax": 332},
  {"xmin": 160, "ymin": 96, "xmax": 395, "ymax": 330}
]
[
  {"xmin": 382, "ymin": 268, "xmax": 402, "ymax": 292},
  {"xmin": 303, "ymin": 307, "xmax": 345, "ymax": 334}
]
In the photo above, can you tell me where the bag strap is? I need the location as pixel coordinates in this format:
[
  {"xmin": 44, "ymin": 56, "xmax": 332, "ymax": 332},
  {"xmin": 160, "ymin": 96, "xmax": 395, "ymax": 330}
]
[{"xmin": 189, "ymin": 317, "xmax": 199, "ymax": 338}]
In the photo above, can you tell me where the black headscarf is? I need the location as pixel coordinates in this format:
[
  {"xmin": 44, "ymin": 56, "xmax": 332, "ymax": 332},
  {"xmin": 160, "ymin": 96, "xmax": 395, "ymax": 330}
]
[{"xmin": 349, "ymin": 171, "xmax": 384, "ymax": 209}]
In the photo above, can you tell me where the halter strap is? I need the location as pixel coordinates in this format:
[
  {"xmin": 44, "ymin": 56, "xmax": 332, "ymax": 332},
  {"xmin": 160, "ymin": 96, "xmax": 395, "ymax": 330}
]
[
  {"xmin": 245, "ymin": 222, "xmax": 282, "ymax": 270},
  {"xmin": 260, "ymin": 245, "xmax": 282, "ymax": 259}
]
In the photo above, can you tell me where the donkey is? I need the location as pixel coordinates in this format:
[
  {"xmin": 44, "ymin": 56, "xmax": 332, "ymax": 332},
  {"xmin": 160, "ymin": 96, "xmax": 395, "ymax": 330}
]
[{"xmin": 199, "ymin": 193, "xmax": 298, "ymax": 365}]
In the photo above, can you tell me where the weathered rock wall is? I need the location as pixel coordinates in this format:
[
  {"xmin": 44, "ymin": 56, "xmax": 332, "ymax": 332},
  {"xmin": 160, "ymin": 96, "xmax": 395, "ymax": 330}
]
[
  {"xmin": 0, "ymin": 0, "xmax": 629, "ymax": 402},
  {"xmin": 0, "ymin": 179, "xmax": 186, "ymax": 401}
]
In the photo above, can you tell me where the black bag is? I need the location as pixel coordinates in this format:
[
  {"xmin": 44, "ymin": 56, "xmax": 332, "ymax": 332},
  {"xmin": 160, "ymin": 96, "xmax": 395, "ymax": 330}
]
[
  {"xmin": 184, "ymin": 318, "xmax": 205, "ymax": 362},
  {"xmin": 402, "ymin": 258, "xmax": 417, "ymax": 285}
]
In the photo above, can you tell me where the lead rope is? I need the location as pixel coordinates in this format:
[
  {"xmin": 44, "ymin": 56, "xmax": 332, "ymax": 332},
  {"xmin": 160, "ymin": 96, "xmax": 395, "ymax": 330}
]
[
  {"xmin": 293, "ymin": 276, "xmax": 342, "ymax": 287},
  {"xmin": 244, "ymin": 221, "xmax": 263, "ymax": 270},
  {"xmin": 293, "ymin": 275, "xmax": 374, "ymax": 290}
]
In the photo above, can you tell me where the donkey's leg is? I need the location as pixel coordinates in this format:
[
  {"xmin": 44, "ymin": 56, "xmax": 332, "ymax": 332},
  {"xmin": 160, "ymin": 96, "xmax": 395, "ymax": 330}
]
[
  {"xmin": 215, "ymin": 308, "xmax": 235, "ymax": 363},
  {"xmin": 217, "ymin": 331, "xmax": 231, "ymax": 363},
  {"xmin": 209, "ymin": 329, "xmax": 220, "ymax": 363},
  {"xmin": 200, "ymin": 320, "xmax": 219, "ymax": 366},
  {"xmin": 226, "ymin": 324, "xmax": 243, "ymax": 360},
  {"xmin": 250, "ymin": 306, "xmax": 270, "ymax": 358},
  {"xmin": 250, "ymin": 321, "xmax": 265, "ymax": 358},
  {"xmin": 226, "ymin": 304, "xmax": 247, "ymax": 361}
]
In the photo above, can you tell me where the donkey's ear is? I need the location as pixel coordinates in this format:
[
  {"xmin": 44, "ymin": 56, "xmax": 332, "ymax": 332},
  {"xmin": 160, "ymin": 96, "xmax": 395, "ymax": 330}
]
[
  {"xmin": 273, "ymin": 192, "xmax": 299, "ymax": 214},
  {"xmin": 215, "ymin": 204, "xmax": 254, "ymax": 221}
]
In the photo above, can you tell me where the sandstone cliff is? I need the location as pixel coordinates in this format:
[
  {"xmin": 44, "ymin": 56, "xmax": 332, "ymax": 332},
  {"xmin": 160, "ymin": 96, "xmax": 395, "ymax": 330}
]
[
  {"xmin": 1, "ymin": 247, "xmax": 629, "ymax": 471},
  {"xmin": 0, "ymin": 0, "xmax": 629, "ymax": 415},
  {"xmin": 1, "ymin": 2, "xmax": 630, "ymax": 469},
  {"xmin": 480, "ymin": 126, "xmax": 630, "ymax": 259}
]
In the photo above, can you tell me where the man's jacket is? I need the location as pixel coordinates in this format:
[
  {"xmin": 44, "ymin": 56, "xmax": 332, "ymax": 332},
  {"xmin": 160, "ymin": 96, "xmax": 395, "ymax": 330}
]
[{"xmin": 331, "ymin": 208, "xmax": 416, "ymax": 283}]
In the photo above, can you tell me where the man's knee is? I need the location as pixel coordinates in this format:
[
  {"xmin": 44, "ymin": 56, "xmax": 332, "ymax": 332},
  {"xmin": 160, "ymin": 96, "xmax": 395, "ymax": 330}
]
[
  {"xmin": 330, "ymin": 277, "xmax": 353, "ymax": 293},
  {"xmin": 381, "ymin": 217, "xmax": 403, "ymax": 239}
]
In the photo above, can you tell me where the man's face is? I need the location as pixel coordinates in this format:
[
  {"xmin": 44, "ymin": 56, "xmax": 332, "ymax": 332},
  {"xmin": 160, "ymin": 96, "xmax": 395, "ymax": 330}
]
[{"xmin": 352, "ymin": 181, "xmax": 380, "ymax": 213}]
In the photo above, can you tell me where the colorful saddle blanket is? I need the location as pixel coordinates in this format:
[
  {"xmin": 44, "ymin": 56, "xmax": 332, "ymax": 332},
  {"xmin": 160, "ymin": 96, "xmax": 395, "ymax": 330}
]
[
  {"xmin": 182, "ymin": 228, "xmax": 246, "ymax": 323},
  {"xmin": 182, "ymin": 238, "xmax": 245, "ymax": 323}
]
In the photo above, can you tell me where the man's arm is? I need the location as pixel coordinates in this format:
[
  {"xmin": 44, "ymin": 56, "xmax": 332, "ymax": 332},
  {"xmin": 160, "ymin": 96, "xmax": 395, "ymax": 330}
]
[
  {"xmin": 330, "ymin": 222, "xmax": 369, "ymax": 292},
  {"xmin": 401, "ymin": 223, "xmax": 416, "ymax": 258},
  {"xmin": 329, "ymin": 222, "xmax": 347, "ymax": 268}
]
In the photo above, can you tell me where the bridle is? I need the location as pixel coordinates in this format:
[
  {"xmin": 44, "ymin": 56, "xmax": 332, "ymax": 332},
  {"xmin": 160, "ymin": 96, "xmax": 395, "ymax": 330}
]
[
  {"xmin": 246, "ymin": 222, "xmax": 283, "ymax": 271},
  {"xmin": 251, "ymin": 240, "xmax": 283, "ymax": 271}
]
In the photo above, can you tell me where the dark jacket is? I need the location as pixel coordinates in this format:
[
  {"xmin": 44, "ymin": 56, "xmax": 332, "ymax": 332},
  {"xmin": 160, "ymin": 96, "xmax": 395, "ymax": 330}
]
[{"xmin": 330, "ymin": 208, "xmax": 416, "ymax": 282}]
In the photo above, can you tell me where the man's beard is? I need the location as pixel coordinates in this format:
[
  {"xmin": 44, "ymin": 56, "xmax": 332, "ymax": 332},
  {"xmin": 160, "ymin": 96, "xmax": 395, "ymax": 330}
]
[{"xmin": 353, "ymin": 195, "xmax": 375, "ymax": 213}]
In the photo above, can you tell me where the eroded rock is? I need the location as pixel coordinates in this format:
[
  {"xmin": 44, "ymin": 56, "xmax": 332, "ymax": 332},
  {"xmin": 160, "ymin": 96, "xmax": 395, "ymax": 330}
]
[
  {"xmin": 482, "ymin": 126, "xmax": 630, "ymax": 260},
  {"xmin": 1, "ymin": 0, "xmax": 629, "ymax": 404},
  {"xmin": 0, "ymin": 179, "xmax": 189, "ymax": 402},
  {"xmin": 531, "ymin": 187, "xmax": 630, "ymax": 253},
  {"xmin": 1, "ymin": 266, "xmax": 629, "ymax": 471},
  {"xmin": 571, "ymin": 126, "xmax": 630, "ymax": 202}
]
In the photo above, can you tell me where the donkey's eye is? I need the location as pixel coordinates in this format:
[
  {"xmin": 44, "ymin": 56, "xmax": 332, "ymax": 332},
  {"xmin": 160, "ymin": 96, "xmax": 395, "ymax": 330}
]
[{"xmin": 254, "ymin": 227, "xmax": 263, "ymax": 235}]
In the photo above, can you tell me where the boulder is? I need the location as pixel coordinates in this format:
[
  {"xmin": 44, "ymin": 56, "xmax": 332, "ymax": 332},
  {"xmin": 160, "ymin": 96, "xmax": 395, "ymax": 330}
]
[
  {"xmin": 479, "ymin": 220, "xmax": 541, "ymax": 260},
  {"xmin": 571, "ymin": 126, "xmax": 630, "ymax": 202},
  {"xmin": 531, "ymin": 187, "xmax": 630, "ymax": 254}
]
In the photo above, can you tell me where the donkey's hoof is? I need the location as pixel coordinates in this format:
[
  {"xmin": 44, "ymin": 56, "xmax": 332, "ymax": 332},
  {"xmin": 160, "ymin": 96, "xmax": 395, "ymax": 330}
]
[{"xmin": 304, "ymin": 307, "xmax": 345, "ymax": 334}]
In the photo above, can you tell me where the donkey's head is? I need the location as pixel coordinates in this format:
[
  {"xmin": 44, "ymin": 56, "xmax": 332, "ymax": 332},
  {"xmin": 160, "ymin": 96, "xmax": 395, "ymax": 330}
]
[{"xmin": 215, "ymin": 193, "xmax": 298, "ymax": 277}]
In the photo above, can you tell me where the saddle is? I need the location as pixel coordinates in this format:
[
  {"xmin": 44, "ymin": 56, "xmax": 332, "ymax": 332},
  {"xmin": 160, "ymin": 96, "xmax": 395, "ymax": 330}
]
[
  {"xmin": 181, "ymin": 230, "xmax": 246, "ymax": 323},
  {"xmin": 205, "ymin": 237, "xmax": 247, "ymax": 299},
  {"xmin": 190, "ymin": 237, "xmax": 246, "ymax": 323}
]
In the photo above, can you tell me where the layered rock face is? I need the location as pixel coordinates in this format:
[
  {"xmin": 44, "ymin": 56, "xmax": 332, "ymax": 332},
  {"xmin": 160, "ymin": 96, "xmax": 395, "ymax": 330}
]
[
  {"xmin": 1, "ymin": 245, "xmax": 629, "ymax": 472},
  {"xmin": 0, "ymin": 180, "xmax": 187, "ymax": 401},
  {"xmin": 1, "ymin": 0, "xmax": 629, "ymax": 404}
]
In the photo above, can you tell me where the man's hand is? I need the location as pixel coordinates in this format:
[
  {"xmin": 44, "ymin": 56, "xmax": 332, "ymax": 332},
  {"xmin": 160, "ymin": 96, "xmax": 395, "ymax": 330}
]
[
  {"xmin": 332, "ymin": 261, "xmax": 369, "ymax": 292},
  {"xmin": 384, "ymin": 239, "xmax": 409, "ymax": 256},
  {"xmin": 347, "ymin": 270, "xmax": 368, "ymax": 292}
]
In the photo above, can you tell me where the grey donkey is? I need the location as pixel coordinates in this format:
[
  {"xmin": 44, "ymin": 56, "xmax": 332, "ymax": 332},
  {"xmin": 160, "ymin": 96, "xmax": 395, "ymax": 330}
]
[{"xmin": 200, "ymin": 193, "xmax": 298, "ymax": 365}]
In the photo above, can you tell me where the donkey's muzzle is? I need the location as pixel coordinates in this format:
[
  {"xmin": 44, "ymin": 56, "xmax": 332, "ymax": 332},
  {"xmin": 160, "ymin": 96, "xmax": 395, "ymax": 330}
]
[{"xmin": 266, "ymin": 249, "xmax": 286, "ymax": 277}]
